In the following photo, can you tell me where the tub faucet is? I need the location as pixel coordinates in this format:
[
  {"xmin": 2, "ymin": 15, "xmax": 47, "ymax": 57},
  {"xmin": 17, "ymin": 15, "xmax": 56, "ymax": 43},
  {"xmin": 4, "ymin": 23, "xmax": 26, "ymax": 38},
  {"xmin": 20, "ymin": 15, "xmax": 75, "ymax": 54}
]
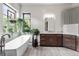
[
  {"xmin": 0, "ymin": 34, "xmax": 10, "ymax": 55},
  {"xmin": 1, "ymin": 34, "xmax": 10, "ymax": 38}
]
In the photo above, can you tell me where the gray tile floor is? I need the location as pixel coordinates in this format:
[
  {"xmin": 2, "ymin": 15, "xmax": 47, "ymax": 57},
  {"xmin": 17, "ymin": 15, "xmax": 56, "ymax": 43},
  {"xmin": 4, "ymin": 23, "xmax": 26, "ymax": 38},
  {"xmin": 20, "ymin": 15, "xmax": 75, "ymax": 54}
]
[
  {"xmin": 23, "ymin": 47, "xmax": 79, "ymax": 56},
  {"xmin": 1, "ymin": 47, "xmax": 79, "ymax": 56}
]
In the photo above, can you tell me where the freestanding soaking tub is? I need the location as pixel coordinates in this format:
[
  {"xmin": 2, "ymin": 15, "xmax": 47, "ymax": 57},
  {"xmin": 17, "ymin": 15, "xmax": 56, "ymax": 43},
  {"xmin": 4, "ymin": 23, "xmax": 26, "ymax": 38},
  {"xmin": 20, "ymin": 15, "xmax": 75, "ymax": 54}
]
[{"xmin": 5, "ymin": 35, "xmax": 32, "ymax": 56}]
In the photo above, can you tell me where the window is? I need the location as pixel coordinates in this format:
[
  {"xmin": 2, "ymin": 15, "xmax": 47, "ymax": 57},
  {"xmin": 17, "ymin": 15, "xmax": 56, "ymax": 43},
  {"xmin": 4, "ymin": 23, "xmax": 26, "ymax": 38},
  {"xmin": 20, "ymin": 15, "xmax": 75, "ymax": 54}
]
[
  {"xmin": 23, "ymin": 13, "xmax": 31, "ymax": 32},
  {"xmin": 2, "ymin": 3, "xmax": 17, "ymax": 33}
]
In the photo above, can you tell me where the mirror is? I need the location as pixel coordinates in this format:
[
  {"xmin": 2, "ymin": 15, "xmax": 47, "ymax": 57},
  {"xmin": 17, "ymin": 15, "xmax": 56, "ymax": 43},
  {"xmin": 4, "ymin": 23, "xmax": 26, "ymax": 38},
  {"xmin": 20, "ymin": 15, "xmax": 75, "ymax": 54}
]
[{"xmin": 44, "ymin": 14, "xmax": 55, "ymax": 32}]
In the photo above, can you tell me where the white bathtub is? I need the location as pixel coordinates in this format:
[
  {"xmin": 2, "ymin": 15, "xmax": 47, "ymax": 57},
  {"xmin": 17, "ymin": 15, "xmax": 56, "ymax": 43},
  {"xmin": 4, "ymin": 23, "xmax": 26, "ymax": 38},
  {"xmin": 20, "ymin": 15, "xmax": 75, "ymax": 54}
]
[{"xmin": 5, "ymin": 34, "xmax": 32, "ymax": 56}]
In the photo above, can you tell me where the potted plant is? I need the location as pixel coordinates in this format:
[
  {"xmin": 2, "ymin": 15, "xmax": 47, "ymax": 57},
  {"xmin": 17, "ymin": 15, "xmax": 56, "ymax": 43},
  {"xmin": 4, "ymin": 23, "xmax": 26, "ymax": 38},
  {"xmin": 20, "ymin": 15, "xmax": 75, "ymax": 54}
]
[
  {"xmin": 31, "ymin": 29, "xmax": 40, "ymax": 47},
  {"xmin": 31, "ymin": 29, "xmax": 39, "ymax": 34}
]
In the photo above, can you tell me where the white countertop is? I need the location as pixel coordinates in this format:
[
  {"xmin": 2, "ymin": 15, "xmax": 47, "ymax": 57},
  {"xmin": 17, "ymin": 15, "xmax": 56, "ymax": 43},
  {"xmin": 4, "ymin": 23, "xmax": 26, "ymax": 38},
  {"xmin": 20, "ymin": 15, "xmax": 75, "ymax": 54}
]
[
  {"xmin": 5, "ymin": 34, "xmax": 32, "ymax": 50},
  {"xmin": 40, "ymin": 31, "xmax": 62, "ymax": 34},
  {"xmin": 63, "ymin": 33, "xmax": 79, "ymax": 36},
  {"xmin": 40, "ymin": 32, "xmax": 79, "ymax": 36},
  {"xmin": 63, "ymin": 33, "xmax": 77, "ymax": 35}
]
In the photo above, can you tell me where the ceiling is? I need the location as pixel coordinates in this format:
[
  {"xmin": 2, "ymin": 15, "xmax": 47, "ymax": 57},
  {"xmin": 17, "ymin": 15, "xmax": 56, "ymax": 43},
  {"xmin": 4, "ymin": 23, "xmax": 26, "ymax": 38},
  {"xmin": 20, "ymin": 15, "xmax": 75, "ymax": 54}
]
[{"xmin": 20, "ymin": 3, "xmax": 72, "ymax": 6}]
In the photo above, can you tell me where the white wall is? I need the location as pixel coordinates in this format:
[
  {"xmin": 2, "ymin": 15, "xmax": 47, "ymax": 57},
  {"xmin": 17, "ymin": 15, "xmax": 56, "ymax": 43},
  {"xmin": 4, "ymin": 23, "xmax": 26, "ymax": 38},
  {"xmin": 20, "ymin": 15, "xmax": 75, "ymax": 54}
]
[
  {"xmin": 9, "ymin": 3, "xmax": 20, "ymax": 18},
  {"xmin": 0, "ymin": 3, "xmax": 75, "ymax": 35},
  {"xmin": 21, "ymin": 4, "xmax": 71, "ymax": 33},
  {"xmin": 63, "ymin": 24, "xmax": 79, "ymax": 35},
  {"xmin": 9, "ymin": 3, "xmax": 19, "ymax": 10},
  {"xmin": 0, "ymin": 3, "xmax": 3, "ymax": 35}
]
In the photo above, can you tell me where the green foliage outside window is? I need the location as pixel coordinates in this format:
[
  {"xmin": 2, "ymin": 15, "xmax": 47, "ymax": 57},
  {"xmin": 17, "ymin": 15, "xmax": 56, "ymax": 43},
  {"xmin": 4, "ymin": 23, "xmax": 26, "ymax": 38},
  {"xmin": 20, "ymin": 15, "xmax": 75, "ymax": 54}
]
[
  {"xmin": 23, "ymin": 19, "xmax": 31, "ymax": 33},
  {"xmin": 3, "ymin": 17, "xmax": 31, "ymax": 35},
  {"xmin": 3, "ymin": 15, "xmax": 9, "ymax": 33}
]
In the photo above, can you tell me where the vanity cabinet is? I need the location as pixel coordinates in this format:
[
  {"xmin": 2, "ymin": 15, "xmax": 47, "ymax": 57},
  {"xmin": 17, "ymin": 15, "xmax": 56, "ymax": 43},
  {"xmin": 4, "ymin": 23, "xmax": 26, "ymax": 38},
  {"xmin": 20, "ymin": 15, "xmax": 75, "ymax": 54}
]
[
  {"xmin": 40, "ymin": 34, "xmax": 63, "ymax": 47},
  {"xmin": 40, "ymin": 34, "xmax": 79, "ymax": 52},
  {"xmin": 57, "ymin": 34, "xmax": 63, "ymax": 46},
  {"xmin": 63, "ymin": 34, "xmax": 76, "ymax": 50},
  {"xmin": 76, "ymin": 36, "xmax": 79, "ymax": 52}
]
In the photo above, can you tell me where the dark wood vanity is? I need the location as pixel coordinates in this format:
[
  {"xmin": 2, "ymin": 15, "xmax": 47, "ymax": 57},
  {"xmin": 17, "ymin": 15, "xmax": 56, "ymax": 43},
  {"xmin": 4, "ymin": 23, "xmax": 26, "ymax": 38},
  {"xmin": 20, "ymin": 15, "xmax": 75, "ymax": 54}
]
[
  {"xmin": 40, "ymin": 34, "xmax": 79, "ymax": 52},
  {"xmin": 40, "ymin": 34, "xmax": 63, "ymax": 47},
  {"xmin": 63, "ymin": 34, "xmax": 76, "ymax": 50},
  {"xmin": 76, "ymin": 36, "xmax": 79, "ymax": 52}
]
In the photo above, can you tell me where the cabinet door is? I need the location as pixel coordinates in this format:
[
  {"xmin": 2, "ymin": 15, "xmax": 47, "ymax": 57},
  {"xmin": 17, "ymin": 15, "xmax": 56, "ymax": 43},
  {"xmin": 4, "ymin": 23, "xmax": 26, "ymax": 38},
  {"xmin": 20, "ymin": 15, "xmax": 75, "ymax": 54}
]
[
  {"xmin": 63, "ymin": 36, "xmax": 76, "ymax": 50},
  {"xmin": 40, "ymin": 34, "xmax": 49, "ymax": 46},
  {"xmin": 63, "ymin": 38, "xmax": 69, "ymax": 47},
  {"xmin": 40, "ymin": 34, "xmax": 58, "ymax": 46},
  {"xmin": 76, "ymin": 37, "xmax": 79, "ymax": 52},
  {"xmin": 57, "ymin": 35, "xmax": 63, "ymax": 47},
  {"xmin": 48, "ymin": 35, "xmax": 58, "ymax": 46}
]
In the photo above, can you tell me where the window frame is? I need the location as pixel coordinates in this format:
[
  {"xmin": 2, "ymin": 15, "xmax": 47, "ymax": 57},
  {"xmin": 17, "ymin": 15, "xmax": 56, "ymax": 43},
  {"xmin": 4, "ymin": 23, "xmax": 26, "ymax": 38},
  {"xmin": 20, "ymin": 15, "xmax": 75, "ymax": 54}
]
[{"xmin": 23, "ymin": 13, "xmax": 31, "ymax": 27}]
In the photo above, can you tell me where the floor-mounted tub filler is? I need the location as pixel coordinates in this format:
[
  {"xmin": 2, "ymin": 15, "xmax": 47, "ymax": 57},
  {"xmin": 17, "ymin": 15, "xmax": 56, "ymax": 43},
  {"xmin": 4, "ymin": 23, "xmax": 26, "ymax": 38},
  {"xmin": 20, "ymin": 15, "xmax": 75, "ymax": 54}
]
[{"xmin": 5, "ymin": 35, "xmax": 32, "ymax": 56}]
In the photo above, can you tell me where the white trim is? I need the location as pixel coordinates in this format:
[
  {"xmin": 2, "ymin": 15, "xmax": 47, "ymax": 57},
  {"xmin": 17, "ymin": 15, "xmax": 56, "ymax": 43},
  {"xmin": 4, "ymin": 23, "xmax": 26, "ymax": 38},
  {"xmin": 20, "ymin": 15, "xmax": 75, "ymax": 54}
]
[{"xmin": 4, "ymin": 3, "xmax": 18, "ymax": 12}]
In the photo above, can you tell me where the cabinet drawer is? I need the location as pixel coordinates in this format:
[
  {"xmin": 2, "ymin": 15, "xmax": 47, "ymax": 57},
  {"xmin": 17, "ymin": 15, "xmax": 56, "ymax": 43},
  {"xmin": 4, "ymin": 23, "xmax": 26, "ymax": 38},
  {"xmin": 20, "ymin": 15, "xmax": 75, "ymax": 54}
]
[{"xmin": 63, "ymin": 34, "xmax": 76, "ymax": 39}]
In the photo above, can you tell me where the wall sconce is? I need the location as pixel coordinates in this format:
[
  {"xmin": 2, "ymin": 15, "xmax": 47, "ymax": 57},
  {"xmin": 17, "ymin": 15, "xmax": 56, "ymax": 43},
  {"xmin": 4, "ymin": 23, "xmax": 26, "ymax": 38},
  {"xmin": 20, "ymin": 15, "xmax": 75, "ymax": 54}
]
[{"xmin": 44, "ymin": 14, "xmax": 55, "ymax": 19}]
